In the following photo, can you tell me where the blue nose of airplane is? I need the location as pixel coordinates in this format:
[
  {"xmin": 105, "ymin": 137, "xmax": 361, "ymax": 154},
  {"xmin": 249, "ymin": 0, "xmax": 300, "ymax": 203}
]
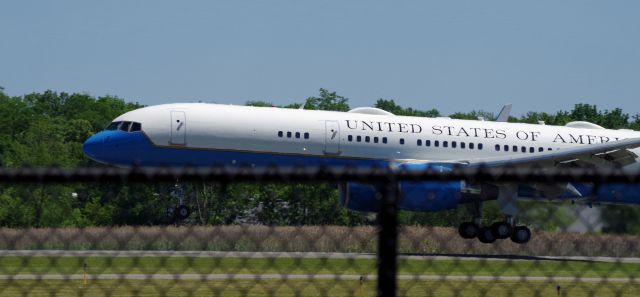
[{"xmin": 83, "ymin": 133, "xmax": 106, "ymax": 162}]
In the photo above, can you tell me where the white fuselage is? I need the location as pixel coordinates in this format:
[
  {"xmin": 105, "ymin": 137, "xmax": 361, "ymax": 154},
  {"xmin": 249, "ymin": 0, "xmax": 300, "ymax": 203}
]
[{"xmin": 103, "ymin": 103, "xmax": 640, "ymax": 166}]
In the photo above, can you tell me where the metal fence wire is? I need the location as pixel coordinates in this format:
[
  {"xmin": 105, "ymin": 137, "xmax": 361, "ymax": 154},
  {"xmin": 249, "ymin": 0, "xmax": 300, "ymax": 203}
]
[{"xmin": 0, "ymin": 166, "xmax": 640, "ymax": 296}]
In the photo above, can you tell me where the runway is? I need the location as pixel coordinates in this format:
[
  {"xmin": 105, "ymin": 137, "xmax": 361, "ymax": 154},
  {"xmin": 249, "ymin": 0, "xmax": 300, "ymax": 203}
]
[
  {"xmin": 0, "ymin": 273, "xmax": 637, "ymax": 283},
  {"xmin": 1, "ymin": 250, "xmax": 640, "ymax": 263}
]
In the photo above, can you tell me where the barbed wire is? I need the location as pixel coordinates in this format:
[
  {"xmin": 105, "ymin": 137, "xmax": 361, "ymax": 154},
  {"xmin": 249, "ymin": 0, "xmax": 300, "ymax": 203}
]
[{"xmin": 0, "ymin": 164, "xmax": 638, "ymax": 183}]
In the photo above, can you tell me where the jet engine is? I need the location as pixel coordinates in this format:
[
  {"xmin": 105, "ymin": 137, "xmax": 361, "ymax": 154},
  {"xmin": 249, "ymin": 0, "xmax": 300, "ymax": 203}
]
[
  {"xmin": 338, "ymin": 164, "xmax": 463, "ymax": 212},
  {"xmin": 339, "ymin": 181, "xmax": 462, "ymax": 212}
]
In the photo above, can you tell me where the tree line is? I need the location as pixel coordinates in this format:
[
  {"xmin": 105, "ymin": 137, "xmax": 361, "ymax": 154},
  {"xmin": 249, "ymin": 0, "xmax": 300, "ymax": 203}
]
[{"xmin": 0, "ymin": 89, "xmax": 639, "ymax": 234}]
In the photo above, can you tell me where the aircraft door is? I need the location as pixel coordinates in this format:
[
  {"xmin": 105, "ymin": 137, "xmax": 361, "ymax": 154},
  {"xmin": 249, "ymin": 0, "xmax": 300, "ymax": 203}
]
[
  {"xmin": 170, "ymin": 111, "xmax": 186, "ymax": 145},
  {"xmin": 324, "ymin": 120, "xmax": 341, "ymax": 155}
]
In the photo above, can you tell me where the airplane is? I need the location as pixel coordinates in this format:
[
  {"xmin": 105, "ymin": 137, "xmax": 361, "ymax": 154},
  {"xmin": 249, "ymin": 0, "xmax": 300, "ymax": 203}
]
[{"xmin": 82, "ymin": 103, "xmax": 640, "ymax": 244}]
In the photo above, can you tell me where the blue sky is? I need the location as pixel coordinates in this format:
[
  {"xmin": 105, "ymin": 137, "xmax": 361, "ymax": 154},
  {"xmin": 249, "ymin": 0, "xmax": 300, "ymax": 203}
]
[{"xmin": 1, "ymin": 1, "xmax": 639, "ymax": 116}]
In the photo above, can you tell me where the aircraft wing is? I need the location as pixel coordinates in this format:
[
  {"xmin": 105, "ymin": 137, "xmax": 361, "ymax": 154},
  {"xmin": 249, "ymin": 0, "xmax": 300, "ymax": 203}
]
[{"xmin": 462, "ymin": 137, "xmax": 640, "ymax": 168}]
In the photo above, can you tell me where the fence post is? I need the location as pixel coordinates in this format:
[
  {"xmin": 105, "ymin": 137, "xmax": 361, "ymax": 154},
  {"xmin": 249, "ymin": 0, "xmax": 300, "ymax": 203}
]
[{"xmin": 377, "ymin": 175, "xmax": 399, "ymax": 297}]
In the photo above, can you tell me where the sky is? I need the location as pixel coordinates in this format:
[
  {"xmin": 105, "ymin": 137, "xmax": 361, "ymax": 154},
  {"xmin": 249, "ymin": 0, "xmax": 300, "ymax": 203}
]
[{"xmin": 1, "ymin": 1, "xmax": 639, "ymax": 116}]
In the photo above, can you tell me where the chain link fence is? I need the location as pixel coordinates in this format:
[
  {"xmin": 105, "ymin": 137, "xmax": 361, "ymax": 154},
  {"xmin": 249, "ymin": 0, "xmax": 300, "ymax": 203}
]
[{"xmin": 0, "ymin": 166, "xmax": 639, "ymax": 296}]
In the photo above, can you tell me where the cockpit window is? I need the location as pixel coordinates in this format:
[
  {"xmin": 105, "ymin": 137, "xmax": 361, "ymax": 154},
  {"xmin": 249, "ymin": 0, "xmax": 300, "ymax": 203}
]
[
  {"xmin": 130, "ymin": 122, "xmax": 141, "ymax": 132},
  {"xmin": 105, "ymin": 121, "xmax": 142, "ymax": 132},
  {"xmin": 120, "ymin": 121, "xmax": 131, "ymax": 132},
  {"xmin": 105, "ymin": 121, "xmax": 121, "ymax": 131}
]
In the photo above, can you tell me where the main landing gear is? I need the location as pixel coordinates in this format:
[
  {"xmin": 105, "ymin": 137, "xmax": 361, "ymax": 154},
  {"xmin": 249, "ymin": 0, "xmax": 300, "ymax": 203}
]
[
  {"xmin": 458, "ymin": 190, "xmax": 531, "ymax": 244},
  {"xmin": 458, "ymin": 220, "xmax": 531, "ymax": 244}
]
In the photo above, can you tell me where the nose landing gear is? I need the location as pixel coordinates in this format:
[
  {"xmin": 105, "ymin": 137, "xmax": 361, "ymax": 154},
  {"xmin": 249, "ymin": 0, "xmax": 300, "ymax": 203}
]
[
  {"xmin": 167, "ymin": 182, "xmax": 191, "ymax": 221},
  {"xmin": 176, "ymin": 205, "xmax": 190, "ymax": 220}
]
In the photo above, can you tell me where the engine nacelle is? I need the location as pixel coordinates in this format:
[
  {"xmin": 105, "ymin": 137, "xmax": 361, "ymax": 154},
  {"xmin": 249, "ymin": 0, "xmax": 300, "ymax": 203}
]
[
  {"xmin": 339, "ymin": 182, "xmax": 380, "ymax": 212},
  {"xmin": 398, "ymin": 181, "xmax": 461, "ymax": 211},
  {"xmin": 339, "ymin": 181, "xmax": 462, "ymax": 212}
]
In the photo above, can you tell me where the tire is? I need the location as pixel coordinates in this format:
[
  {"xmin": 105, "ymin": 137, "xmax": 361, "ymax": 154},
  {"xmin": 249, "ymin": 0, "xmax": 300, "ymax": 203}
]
[
  {"xmin": 510, "ymin": 226, "xmax": 531, "ymax": 244},
  {"xmin": 490, "ymin": 222, "xmax": 512, "ymax": 239},
  {"xmin": 458, "ymin": 222, "xmax": 480, "ymax": 239},
  {"xmin": 477, "ymin": 227, "xmax": 496, "ymax": 244},
  {"xmin": 177, "ymin": 205, "xmax": 190, "ymax": 220}
]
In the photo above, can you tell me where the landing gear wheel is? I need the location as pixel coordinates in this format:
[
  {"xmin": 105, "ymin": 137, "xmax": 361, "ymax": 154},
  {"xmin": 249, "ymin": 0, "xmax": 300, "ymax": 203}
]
[
  {"xmin": 176, "ymin": 205, "xmax": 190, "ymax": 220},
  {"xmin": 510, "ymin": 226, "xmax": 531, "ymax": 244},
  {"xmin": 458, "ymin": 222, "xmax": 480, "ymax": 239},
  {"xmin": 490, "ymin": 222, "xmax": 513, "ymax": 239},
  {"xmin": 477, "ymin": 227, "xmax": 496, "ymax": 244}
]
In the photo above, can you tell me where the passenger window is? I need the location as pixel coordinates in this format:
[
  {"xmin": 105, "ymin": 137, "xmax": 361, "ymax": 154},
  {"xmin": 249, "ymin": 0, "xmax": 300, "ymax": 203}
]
[
  {"xmin": 130, "ymin": 122, "xmax": 141, "ymax": 132},
  {"xmin": 374, "ymin": 137, "xmax": 379, "ymax": 143},
  {"xmin": 504, "ymin": 145, "xmax": 509, "ymax": 152},
  {"xmin": 295, "ymin": 132, "xmax": 300, "ymax": 139},
  {"xmin": 400, "ymin": 138, "xmax": 405, "ymax": 145},
  {"xmin": 287, "ymin": 132, "xmax": 292, "ymax": 138},
  {"xmin": 495, "ymin": 144, "xmax": 500, "ymax": 151},
  {"xmin": 521, "ymin": 146, "xmax": 526, "ymax": 153},
  {"xmin": 452, "ymin": 141, "xmax": 457, "ymax": 148},
  {"xmin": 469, "ymin": 143, "xmax": 475, "ymax": 149},
  {"xmin": 365, "ymin": 136, "xmax": 370, "ymax": 143},
  {"xmin": 434, "ymin": 140, "xmax": 439, "ymax": 147},
  {"xmin": 538, "ymin": 147, "xmax": 544, "ymax": 152},
  {"xmin": 304, "ymin": 132, "xmax": 309, "ymax": 139},
  {"xmin": 478, "ymin": 143, "xmax": 483, "ymax": 150},
  {"xmin": 513, "ymin": 145, "xmax": 518, "ymax": 152},
  {"xmin": 461, "ymin": 142, "xmax": 465, "ymax": 149},
  {"xmin": 426, "ymin": 140, "xmax": 431, "ymax": 147},
  {"xmin": 548, "ymin": 148, "xmax": 553, "ymax": 151},
  {"xmin": 417, "ymin": 139, "xmax": 422, "ymax": 146},
  {"xmin": 529, "ymin": 147, "xmax": 534, "ymax": 153},
  {"xmin": 443, "ymin": 141, "xmax": 448, "ymax": 148},
  {"xmin": 120, "ymin": 121, "xmax": 131, "ymax": 132},
  {"xmin": 382, "ymin": 137, "xmax": 388, "ymax": 144},
  {"xmin": 348, "ymin": 135, "xmax": 353, "ymax": 142},
  {"xmin": 357, "ymin": 136, "xmax": 362, "ymax": 142}
]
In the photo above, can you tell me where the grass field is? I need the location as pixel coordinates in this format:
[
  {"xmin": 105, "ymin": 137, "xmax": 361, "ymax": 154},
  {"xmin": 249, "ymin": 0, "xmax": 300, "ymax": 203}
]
[
  {"xmin": 1, "ymin": 279, "xmax": 639, "ymax": 297},
  {"xmin": 0, "ymin": 255, "xmax": 638, "ymax": 296},
  {"xmin": 1, "ymin": 256, "xmax": 639, "ymax": 278},
  {"xmin": 1, "ymin": 226, "xmax": 639, "ymax": 295}
]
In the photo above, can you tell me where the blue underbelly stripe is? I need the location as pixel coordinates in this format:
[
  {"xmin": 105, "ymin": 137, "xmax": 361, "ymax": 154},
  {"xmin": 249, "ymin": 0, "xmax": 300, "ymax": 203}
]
[{"xmin": 102, "ymin": 131, "xmax": 389, "ymax": 168}]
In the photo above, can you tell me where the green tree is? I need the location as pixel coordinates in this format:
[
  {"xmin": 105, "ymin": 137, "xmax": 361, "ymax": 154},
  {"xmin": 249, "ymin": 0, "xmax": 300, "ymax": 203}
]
[
  {"xmin": 303, "ymin": 88, "xmax": 350, "ymax": 111},
  {"xmin": 601, "ymin": 205, "xmax": 640, "ymax": 235},
  {"xmin": 449, "ymin": 110, "xmax": 495, "ymax": 121},
  {"xmin": 374, "ymin": 99, "xmax": 440, "ymax": 117},
  {"xmin": 629, "ymin": 114, "xmax": 640, "ymax": 131},
  {"xmin": 245, "ymin": 100, "xmax": 275, "ymax": 107}
]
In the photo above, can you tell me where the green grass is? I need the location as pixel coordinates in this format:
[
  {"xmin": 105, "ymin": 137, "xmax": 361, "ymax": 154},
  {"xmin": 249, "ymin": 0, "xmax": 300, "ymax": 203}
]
[
  {"xmin": 1, "ymin": 256, "xmax": 638, "ymax": 296},
  {"xmin": 0, "ymin": 256, "xmax": 639, "ymax": 278},
  {"xmin": 0, "ymin": 279, "xmax": 639, "ymax": 297}
]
